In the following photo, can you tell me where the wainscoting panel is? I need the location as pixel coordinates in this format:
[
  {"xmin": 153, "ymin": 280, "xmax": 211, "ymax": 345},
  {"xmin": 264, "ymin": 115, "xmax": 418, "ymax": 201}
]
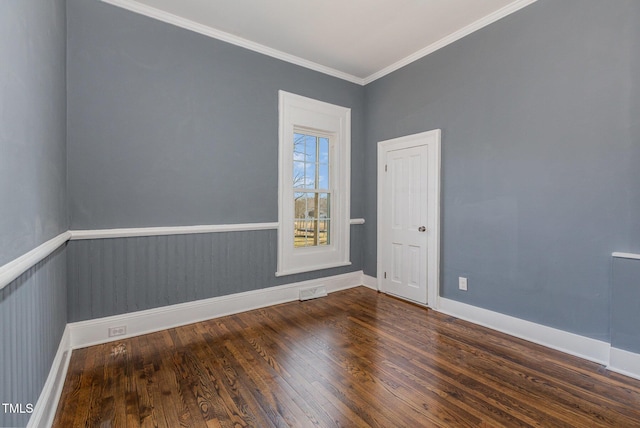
[
  {"xmin": 67, "ymin": 226, "xmax": 363, "ymax": 322},
  {"xmin": 0, "ymin": 246, "xmax": 67, "ymax": 428}
]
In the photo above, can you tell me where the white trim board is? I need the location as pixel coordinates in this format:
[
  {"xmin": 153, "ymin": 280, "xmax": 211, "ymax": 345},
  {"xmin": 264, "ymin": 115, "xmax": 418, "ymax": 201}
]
[
  {"xmin": 70, "ymin": 222, "xmax": 279, "ymax": 240},
  {"xmin": 27, "ymin": 326, "xmax": 72, "ymax": 428},
  {"xmin": 612, "ymin": 252, "xmax": 640, "ymax": 260},
  {"xmin": 608, "ymin": 348, "xmax": 640, "ymax": 381},
  {"xmin": 70, "ymin": 220, "xmax": 364, "ymax": 240},
  {"xmin": 0, "ymin": 232, "xmax": 71, "ymax": 290},
  {"xmin": 437, "ymin": 298, "xmax": 611, "ymax": 365},
  {"xmin": 69, "ymin": 270, "xmax": 364, "ymax": 349},
  {"xmin": 361, "ymin": 274, "xmax": 378, "ymax": 291},
  {"xmin": 100, "ymin": 0, "xmax": 537, "ymax": 85}
]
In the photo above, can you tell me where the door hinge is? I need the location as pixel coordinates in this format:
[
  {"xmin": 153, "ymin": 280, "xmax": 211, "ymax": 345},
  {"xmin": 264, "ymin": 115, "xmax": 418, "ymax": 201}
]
[
  {"xmin": 385, "ymin": 164, "xmax": 388, "ymax": 172},
  {"xmin": 384, "ymin": 272, "xmax": 387, "ymax": 279}
]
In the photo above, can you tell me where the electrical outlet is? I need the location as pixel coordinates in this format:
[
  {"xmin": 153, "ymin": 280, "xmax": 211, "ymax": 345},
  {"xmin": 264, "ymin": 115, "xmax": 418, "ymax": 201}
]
[
  {"xmin": 459, "ymin": 277, "xmax": 468, "ymax": 291},
  {"xmin": 108, "ymin": 326, "xmax": 127, "ymax": 337}
]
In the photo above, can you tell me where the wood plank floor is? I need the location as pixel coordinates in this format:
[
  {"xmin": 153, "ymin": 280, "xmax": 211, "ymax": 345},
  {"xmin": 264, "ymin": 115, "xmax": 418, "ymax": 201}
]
[{"xmin": 53, "ymin": 287, "xmax": 640, "ymax": 427}]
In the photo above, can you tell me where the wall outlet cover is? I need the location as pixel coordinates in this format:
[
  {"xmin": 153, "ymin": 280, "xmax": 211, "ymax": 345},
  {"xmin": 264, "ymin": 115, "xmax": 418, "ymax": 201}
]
[{"xmin": 108, "ymin": 326, "xmax": 127, "ymax": 337}]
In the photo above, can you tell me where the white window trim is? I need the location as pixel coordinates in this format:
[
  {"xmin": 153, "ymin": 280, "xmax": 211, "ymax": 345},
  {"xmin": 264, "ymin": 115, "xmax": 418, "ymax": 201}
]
[{"xmin": 276, "ymin": 91, "xmax": 351, "ymax": 277}]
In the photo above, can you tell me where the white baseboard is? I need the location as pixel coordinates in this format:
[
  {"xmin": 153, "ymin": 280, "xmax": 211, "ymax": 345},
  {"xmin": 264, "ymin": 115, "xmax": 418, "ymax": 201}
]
[
  {"xmin": 69, "ymin": 270, "xmax": 364, "ymax": 349},
  {"xmin": 437, "ymin": 298, "xmax": 611, "ymax": 365},
  {"xmin": 361, "ymin": 274, "xmax": 378, "ymax": 291},
  {"xmin": 27, "ymin": 326, "xmax": 72, "ymax": 428},
  {"xmin": 608, "ymin": 347, "xmax": 640, "ymax": 380}
]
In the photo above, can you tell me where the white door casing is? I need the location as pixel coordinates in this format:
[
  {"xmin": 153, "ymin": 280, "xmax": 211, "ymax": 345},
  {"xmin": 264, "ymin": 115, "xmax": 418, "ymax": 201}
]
[{"xmin": 377, "ymin": 130, "xmax": 441, "ymax": 307}]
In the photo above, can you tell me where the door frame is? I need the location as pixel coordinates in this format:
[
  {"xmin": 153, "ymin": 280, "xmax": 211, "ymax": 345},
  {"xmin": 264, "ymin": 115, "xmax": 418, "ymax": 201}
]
[{"xmin": 377, "ymin": 129, "xmax": 441, "ymax": 308}]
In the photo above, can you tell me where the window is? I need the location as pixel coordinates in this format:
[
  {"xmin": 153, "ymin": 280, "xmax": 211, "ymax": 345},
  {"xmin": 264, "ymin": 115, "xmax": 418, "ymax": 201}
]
[
  {"xmin": 277, "ymin": 91, "xmax": 350, "ymax": 276},
  {"xmin": 294, "ymin": 132, "xmax": 331, "ymax": 248}
]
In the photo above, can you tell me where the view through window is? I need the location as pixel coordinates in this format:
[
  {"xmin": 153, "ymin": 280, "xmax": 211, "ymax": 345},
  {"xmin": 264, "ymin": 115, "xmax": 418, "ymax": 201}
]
[{"xmin": 293, "ymin": 132, "xmax": 331, "ymax": 247}]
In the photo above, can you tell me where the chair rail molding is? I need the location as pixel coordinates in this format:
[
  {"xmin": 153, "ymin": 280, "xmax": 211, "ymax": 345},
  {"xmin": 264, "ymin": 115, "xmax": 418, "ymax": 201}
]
[{"xmin": 0, "ymin": 232, "xmax": 71, "ymax": 290}]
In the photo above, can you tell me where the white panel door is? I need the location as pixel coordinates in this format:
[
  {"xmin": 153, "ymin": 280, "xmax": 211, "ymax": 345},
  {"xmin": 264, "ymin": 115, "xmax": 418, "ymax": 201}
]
[{"xmin": 381, "ymin": 145, "xmax": 429, "ymax": 304}]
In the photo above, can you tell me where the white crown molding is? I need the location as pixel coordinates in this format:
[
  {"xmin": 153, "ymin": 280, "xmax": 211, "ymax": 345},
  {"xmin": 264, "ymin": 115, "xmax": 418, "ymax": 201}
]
[
  {"xmin": 362, "ymin": 0, "xmax": 538, "ymax": 84},
  {"xmin": 0, "ymin": 231, "xmax": 71, "ymax": 291},
  {"xmin": 100, "ymin": 0, "xmax": 365, "ymax": 85},
  {"xmin": 68, "ymin": 270, "xmax": 365, "ymax": 349},
  {"xmin": 69, "ymin": 222, "xmax": 279, "ymax": 240},
  {"xmin": 27, "ymin": 326, "xmax": 72, "ymax": 428},
  {"xmin": 612, "ymin": 252, "xmax": 640, "ymax": 260},
  {"xmin": 101, "ymin": 0, "xmax": 538, "ymax": 86},
  {"xmin": 437, "ymin": 297, "xmax": 611, "ymax": 365}
]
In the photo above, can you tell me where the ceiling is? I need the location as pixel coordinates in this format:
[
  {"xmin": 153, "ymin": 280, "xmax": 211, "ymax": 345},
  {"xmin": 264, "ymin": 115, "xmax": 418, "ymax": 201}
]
[{"xmin": 103, "ymin": 0, "xmax": 537, "ymax": 85}]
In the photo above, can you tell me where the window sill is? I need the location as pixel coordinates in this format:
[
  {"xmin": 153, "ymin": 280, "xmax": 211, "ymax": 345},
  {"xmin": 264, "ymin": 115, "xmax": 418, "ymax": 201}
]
[{"xmin": 275, "ymin": 261, "xmax": 352, "ymax": 277}]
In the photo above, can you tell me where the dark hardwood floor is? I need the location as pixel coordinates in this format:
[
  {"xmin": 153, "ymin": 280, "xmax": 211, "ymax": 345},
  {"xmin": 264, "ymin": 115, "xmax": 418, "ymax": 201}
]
[{"xmin": 53, "ymin": 287, "xmax": 640, "ymax": 427}]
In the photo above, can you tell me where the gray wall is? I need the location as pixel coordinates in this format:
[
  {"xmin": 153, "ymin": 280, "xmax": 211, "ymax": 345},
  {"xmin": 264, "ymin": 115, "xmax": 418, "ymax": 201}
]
[
  {"xmin": 632, "ymin": 3, "xmax": 640, "ymax": 250},
  {"xmin": 364, "ymin": 0, "xmax": 640, "ymax": 342},
  {"xmin": 615, "ymin": 1, "xmax": 640, "ymax": 354},
  {"xmin": 0, "ymin": 0, "xmax": 67, "ymax": 266},
  {"xmin": 67, "ymin": 0, "xmax": 364, "ymax": 229},
  {"xmin": 611, "ymin": 257, "xmax": 640, "ymax": 353},
  {"xmin": 1, "ymin": 1, "xmax": 637, "ymax": 425},
  {"xmin": 65, "ymin": 0, "xmax": 365, "ymax": 319},
  {"xmin": 0, "ymin": 0, "xmax": 68, "ymax": 427},
  {"xmin": 67, "ymin": 0, "xmax": 640, "ymax": 340}
]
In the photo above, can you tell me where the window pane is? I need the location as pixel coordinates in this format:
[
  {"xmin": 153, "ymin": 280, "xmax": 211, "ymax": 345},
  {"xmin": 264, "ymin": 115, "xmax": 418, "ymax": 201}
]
[
  {"xmin": 305, "ymin": 163, "xmax": 316, "ymax": 189},
  {"xmin": 319, "ymin": 219, "xmax": 330, "ymax": 245},
  {"xmin": 318, "ymin": 193, "xmax": 330, "ymax": 218},
  {"xmin": 305, "ymin": 192, "xmax": 316, "ymax": 218},
  {"xmin": 294, "ymin": 219, "xmax": 310, "ymax": 248},
  {"xmin": 294, "ymin": 192, "xmax": 306, "ymax": 218},
  {"xmin": 318, "ymin": 163, "xmax": 329, "ymax": 189},
  {"xmin": 294, "ymin": 133, "xmax": 306, "ymax": 161},
  {"xmin": 318, "ymin": 193, "xmax": 330, "ymax": 246},
  {"xmin": 295, "ymin": 192, "xmax": 313, "ymax": 248},
  {"xmin": 293, "ymin": 162, "xmax": 305, "ymax": 188},
  {"xmin": 293, "ymin": 192, "xmax": 332, "ymax": 248},
  {"xmin": 319, "ymin": 137, "xmax": 329, "ymax": 163},
  {"xmin": 305, "ymin": 135, "xmax": 316, "ymax": 162}
]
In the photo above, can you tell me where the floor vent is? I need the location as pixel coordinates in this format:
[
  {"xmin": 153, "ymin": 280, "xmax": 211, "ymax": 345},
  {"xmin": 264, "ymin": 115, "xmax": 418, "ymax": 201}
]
[{"xmin": 299, "ymin": 285, "xmax": 328, "ymax": 301}]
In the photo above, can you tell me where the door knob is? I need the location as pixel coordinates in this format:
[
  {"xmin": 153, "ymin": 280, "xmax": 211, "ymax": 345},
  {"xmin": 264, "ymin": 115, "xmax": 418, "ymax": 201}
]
[{"xmin": 418, "ymin": 226, "xmax": 426, "ymax": 232}]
